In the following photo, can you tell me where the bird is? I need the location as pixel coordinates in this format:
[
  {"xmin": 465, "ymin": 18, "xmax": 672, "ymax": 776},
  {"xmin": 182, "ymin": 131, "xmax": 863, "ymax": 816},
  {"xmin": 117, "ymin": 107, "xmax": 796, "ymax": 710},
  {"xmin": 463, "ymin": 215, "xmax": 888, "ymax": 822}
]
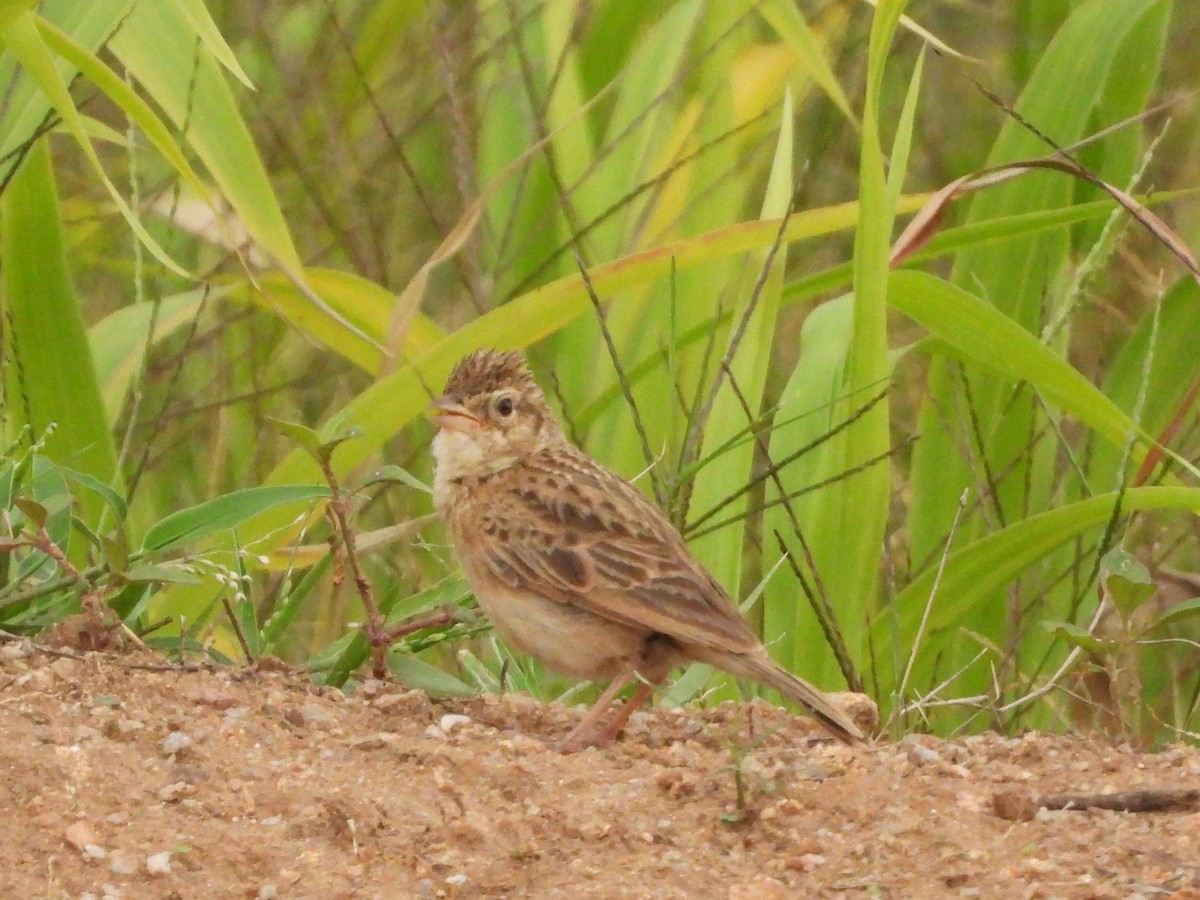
[{"xmin": 429, "ymin": 348, "xmax": 863, "ymax": 751}]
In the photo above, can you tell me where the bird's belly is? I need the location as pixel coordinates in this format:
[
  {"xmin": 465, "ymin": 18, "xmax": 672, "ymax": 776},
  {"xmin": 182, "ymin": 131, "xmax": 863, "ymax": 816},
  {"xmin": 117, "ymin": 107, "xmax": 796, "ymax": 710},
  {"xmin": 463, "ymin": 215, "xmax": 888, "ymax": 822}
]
[{"xmin": 472, "ymin": 584, "xmax": 645, "ymax": 681}]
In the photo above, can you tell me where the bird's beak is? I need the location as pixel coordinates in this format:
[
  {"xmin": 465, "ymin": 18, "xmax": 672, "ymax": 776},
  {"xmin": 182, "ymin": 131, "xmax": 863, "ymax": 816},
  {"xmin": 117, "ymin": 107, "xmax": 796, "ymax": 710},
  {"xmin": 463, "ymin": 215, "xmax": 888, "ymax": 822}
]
[{"xmin": 429, "ymin": 396, "xmax": 482, "ymax": 432}]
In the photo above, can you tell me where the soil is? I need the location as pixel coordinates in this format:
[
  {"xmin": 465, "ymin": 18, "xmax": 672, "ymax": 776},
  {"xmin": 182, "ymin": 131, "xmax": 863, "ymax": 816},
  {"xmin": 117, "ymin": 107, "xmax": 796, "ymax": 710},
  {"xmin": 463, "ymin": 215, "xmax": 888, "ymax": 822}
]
[{"xmin": 2, "ymin": 640, "xmax": 1198, "ymax": 900}]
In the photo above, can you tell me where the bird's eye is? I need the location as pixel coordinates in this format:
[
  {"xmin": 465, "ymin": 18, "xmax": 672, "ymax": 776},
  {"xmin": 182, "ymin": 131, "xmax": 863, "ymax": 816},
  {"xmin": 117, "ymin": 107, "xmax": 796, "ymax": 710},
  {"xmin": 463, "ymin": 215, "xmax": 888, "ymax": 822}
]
[{"xmin": 496, "ymin": 396, "xmax": 515, "ymax": 417}]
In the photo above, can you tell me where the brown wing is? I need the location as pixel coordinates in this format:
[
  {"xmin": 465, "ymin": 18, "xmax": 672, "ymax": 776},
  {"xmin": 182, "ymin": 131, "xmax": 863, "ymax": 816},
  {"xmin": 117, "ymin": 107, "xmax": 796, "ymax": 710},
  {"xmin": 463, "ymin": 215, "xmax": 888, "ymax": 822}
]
[{"xmin": 463, "ymin": 446, "xmax": 760, "ymax": 654}]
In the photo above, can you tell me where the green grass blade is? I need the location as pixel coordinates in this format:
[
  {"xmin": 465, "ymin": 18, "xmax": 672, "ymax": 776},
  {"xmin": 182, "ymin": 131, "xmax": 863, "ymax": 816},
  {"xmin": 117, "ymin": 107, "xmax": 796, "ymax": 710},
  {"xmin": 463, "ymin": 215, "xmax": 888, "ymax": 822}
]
[
  {"xmin": 107, "ymin": 1, "xmax": 302, "ymax": 272},
  {"xmin": 142, "ymin": 485, "xmax": 331, "ymax": 552},
  {"xmin": 1, "ymin": 138, "xmax": 117, "ymax": 530},
  {"xmin": 875, "ymin": 486, "xmax": 1200, "ymax": 697},
  {"xmin": 889, "ymin": 270, "xmax": 1153, "ymax": 459}
]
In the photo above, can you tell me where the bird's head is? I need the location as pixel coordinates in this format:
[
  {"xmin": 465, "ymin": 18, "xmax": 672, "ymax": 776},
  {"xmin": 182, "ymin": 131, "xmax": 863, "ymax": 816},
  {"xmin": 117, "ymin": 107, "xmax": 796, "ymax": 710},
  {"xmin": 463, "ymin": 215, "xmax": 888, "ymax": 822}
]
[{"xmin": 429, "ymin": 349, "xmax": 564, "ymax": 477}]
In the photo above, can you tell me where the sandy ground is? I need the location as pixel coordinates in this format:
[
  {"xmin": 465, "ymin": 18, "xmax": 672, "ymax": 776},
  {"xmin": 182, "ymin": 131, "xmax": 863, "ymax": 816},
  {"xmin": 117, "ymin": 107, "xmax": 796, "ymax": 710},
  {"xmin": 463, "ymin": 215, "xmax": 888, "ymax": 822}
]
[{"xmin": 1, "ymin": 640, "xmax": 1198, "ymax": 899}]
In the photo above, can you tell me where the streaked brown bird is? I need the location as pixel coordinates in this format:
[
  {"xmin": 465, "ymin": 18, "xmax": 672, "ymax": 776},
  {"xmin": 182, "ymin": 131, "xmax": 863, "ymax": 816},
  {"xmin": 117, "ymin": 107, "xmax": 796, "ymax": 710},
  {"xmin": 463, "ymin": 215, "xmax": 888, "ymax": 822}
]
[{"xmin": 430, "ymin": 348, "xmax": 863, "ymax": 751}]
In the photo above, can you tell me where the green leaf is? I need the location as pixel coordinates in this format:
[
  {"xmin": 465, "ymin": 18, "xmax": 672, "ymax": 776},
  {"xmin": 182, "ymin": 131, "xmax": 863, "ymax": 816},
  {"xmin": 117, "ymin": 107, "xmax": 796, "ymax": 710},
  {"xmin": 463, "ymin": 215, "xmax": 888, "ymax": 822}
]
[
  {"xmin": 357, "ymin": 465, "xmax": 431, "ymax": 495},
  {"xmin": 100, "ymin": 531, "xmax": 129, "ymax": 576},
  {"xmin": 1, "ymin": 138, "xmax": 119, "ymax": 530},
  {"xmin": 60, "ymin": 467, "xmax": 127, "ymax": 521},
  {"xmin": 385, "ymin": 653, "xmax": 475, "ymax": 697},
  {"xmin": 690, "ymin": 88, "xmax": 793, "ymax": 602},
  {"xmin": 875, "ymin": 486, "xmax": 1200, "ymax": 694},
  {"xmin": 1, "ymin": 12, "xmax": 188, "ymax": 276},
  {"xmin": 108, "ymin": 1, "xmax": 303, "ymax": 272},
  {"xmin": 142, "ymin": 485, "xmax": 332, "ymax": 552},
  {"xmin": 1149, "ymin": 597, "xmax": 1200, "ymax": 632},
  {"xmin": 166, "ymin": 0, "xmax": 253, "ymax": 88},
  {"xmin": 13, "ymin": 497, "xmax": 48, "ymax": 530},
  {"xmin": 1041, "ymin": 620, "xmax": 1109, "ymax": 656},
  {"xmin": 1099, "ymin": 548, "xmax": 1156, "ymax": 619},
  {"xmin": 888, "ymin": 270, "xmax": 1152, "ymax": 460},
  {"xmin": 757, "ymin": 0, "xmax": 856, "ymax": 125},
  {"xmin": 88, "ymin": 287, "xmax": 218, "ymax": 425},
  {"xmin": 271, "ymin": 419, "xmax": 324, "ymax": 460},
  {"xmin": 261, "ymin": 555, "xmax": 332, "ymax": 650},
  {"xmin": 0, "ymin": 3, "xmax": 133, "ymax": 161},
  {"xmin": 120, "ymin": 564, "xmax": 202, "ymax": 586}
]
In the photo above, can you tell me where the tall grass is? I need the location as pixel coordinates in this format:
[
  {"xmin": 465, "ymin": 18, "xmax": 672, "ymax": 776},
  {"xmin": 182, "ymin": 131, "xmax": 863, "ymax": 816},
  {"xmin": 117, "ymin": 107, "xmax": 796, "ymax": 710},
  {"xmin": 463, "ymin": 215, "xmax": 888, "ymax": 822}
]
[{"xmin": 2, "ymin": 0, "xmax": 1198, "ymax": 740}]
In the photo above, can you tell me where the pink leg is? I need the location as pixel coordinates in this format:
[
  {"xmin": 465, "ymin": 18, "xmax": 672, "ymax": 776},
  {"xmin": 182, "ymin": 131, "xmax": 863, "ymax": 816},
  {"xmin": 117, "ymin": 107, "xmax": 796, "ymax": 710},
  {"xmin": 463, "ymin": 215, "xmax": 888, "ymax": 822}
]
[
  {"xmin": 553, "ymin": 676, "xmax": 657, "ymax": 754},
  {"xmin": 590, "ymin": 681, "xmax": 655, "ymax": 747}
]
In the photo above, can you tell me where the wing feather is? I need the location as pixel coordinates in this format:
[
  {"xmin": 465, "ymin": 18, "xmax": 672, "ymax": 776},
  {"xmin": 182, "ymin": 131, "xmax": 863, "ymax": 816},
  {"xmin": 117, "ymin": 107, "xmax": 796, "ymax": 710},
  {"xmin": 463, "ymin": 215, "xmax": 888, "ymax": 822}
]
[{"xmin": 469, "ymin": 447, "xmax": 758, "ymax": 653}]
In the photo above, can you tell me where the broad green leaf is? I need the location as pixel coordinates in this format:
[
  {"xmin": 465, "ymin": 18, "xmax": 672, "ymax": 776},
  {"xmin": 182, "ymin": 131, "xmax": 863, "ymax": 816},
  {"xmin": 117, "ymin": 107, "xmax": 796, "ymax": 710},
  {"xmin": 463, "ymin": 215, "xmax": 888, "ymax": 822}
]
[
  {"xmin": 691, "ymin": 89, "xmax": 793, "ymax": 603},
  {"xmin": 232, "ymin": 268, "xmax": 444, "ymax": 374},
  {"xmin": 757, "ymin": 0, "xmax": 856, "ymax": 125},
  {"xmin": 794, "ymin": 0, "xmax": 904, "ymax": 677},
  {"xmin": 108, "ymin": 2, "xmax": 302, "ymax": 272},
  {"xmin": 142, "ymin": 485, "xmax": 332, "ymax": 552},
  {"xmin": 763, "ymin": 295, "xmax": 855, "ymax": 684},
  {"xmin": 876, "ymin": 486, "xmax": 1200, "ymax": 694},
  {"xmin": 1041, "ymin": 620, "xmax": 1109, "ymax": 656},
  {"xmin": 889, "ymin": 270, "xmax": 1153, "ymax": 459},
  {"xmin": 386, "ymin": 654, "xmax": 475, "ymax": 697},
  {"xmin": 1, "ymin": 138, "xmax": 117, "ymax": 530},
  {"xmin": 1149, "ymin": 597, "xmax": 1200, "ymax": 631},
  {"xmin": 2, "ymin": 11, "xmax": 188, "ymax": 275},
  {"xmin": 1099, "ymin": 548, "xmax": 1156, "ymax": 620},
  {"xmin": 167, "ymin": 0, "xmax": 253, "ymax": 88},
  {"xmin": 0, "ymin": 1, "xmax": 132, "ymax": 160},
  {"xmin": 60, "ymin": 467, "xmax": 128, "ymax": 522},
  {"xmin": 357, "ymin": 465, "xmax": 431, "ymax": 495}
]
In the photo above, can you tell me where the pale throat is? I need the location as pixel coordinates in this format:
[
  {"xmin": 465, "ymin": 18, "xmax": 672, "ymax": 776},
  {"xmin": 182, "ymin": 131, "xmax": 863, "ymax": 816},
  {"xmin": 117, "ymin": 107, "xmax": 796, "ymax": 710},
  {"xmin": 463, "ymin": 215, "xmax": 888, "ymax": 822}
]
[{"xmin": 431, "ymin": 427, "xmax": 525, "ymax": 501}]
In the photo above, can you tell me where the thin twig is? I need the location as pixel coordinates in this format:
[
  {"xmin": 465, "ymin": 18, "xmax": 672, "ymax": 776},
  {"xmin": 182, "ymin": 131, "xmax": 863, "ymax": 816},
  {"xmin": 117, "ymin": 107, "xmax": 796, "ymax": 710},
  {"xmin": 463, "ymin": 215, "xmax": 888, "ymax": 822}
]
[
  {"xmin": 898, "ymin": 488, "xmax": 969, "ymax": 704},
  {"xmin": 686, "ymin": 439, "xmax": 913, "ymax": 542},
  {"xmin": 316, "ymin": 454, "xmax": 387, "ymax": 678},
  {"xmin": 574, "ymin": 253, "xmax": 668, "ymax": 508}
]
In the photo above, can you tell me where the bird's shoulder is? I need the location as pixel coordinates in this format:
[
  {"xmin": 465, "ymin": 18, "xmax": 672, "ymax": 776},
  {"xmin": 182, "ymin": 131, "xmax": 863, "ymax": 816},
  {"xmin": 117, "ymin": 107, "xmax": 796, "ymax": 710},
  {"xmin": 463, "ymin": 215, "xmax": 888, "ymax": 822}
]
[{"xmin": 484, "ymin": 444, "xmax": 680, "ymax": 544}]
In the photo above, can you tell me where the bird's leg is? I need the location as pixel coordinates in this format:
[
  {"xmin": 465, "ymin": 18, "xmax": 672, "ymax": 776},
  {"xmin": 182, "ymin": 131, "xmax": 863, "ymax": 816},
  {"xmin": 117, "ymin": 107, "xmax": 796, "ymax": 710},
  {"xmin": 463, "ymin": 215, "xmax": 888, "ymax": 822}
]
[
  {"xmin": 553, "ymin": 673, "xmax": 658, "ymax": 753},
  {"xmin": 589, "ymin": 681, "xmax": 656, "ymax": 747},
  {"xmin": 552, "ymin": 673, "xmax": 634, "ymax": 753}
]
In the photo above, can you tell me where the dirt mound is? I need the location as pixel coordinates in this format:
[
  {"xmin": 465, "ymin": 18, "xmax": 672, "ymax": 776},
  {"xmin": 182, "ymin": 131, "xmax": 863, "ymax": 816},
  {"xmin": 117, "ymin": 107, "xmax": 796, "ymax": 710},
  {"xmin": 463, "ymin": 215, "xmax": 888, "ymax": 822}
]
[{"xmin": 1, "ymin": 641, "xmax": 1197, "ymax": 899}]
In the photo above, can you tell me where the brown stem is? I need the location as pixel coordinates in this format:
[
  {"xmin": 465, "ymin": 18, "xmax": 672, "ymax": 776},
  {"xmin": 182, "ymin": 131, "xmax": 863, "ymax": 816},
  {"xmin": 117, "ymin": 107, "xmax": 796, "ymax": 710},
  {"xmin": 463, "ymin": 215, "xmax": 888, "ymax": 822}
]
[{"xmin": 316, "ymin": 456, "xmax": 388, "ymax": 678}]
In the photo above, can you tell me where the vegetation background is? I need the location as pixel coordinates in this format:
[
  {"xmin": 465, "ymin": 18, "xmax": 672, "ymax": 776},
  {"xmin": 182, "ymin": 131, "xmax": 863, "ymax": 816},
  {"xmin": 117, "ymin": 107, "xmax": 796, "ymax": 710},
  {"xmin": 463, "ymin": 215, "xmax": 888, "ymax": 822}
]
[{"xmin": 2, "ymin": 0, "xmax": 1199, "ymax": 743}]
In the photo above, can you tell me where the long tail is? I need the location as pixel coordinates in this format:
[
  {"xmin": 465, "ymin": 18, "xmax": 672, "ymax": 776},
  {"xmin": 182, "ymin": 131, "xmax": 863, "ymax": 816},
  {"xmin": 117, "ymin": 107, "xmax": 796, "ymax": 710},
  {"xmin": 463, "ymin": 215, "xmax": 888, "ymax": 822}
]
[{"xmin": 726, "ymin": 652, "xmax": 864, "ymax": 744}]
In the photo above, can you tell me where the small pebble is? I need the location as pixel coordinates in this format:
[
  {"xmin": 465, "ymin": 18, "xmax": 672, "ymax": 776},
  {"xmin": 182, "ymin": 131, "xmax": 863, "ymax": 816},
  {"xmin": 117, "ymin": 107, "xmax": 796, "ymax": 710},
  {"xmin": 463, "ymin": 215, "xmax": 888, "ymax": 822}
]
[
  {"xmin": 992, "ymin": 788, "xmax": 1038, "ymax": 822},
  {"xmin": 439, "ymin": 714, "xmax": 471, "ymax": 733},
  {"xmin": 145, "ymin": 851, "xmax": 172, "ymax": 875},
  {"xmin": 907, "ymin": 744, "xmax": 943, "ymax": 766},
  {"xmin": 300, "ymin": 703, "xmax": 335, "ymax": 727},
  {"xmin": 256, "ymin": 886, "xmax": 278, "ymax": 900},
  {"xmin": 191, "ymin": 687, "xmax": 236, "ymax": 710},
  {"xmin": 65, "ymin": 820, "xmax": 98, "ymax": 850},
  {"xmin": 84, "ymin": 844, "xmax": 107, "ymax": 860},
  {"xmin": 160, "ymin": 731, "xmax": 192, "ymax": 756},
  {"xmin": 49, "ymin": 656, "xmax": 82, "ymax": 680},
  {"xmin": 0, "ymin": 638, "xmax": 34, "ymax": 659},
  {"xmin": 157, "ymin": 782, "xmax": 192, "ymax": 803},
  {"xmin": 108, "ymin": 850, "xmax": 138, "ymax": 875}
]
